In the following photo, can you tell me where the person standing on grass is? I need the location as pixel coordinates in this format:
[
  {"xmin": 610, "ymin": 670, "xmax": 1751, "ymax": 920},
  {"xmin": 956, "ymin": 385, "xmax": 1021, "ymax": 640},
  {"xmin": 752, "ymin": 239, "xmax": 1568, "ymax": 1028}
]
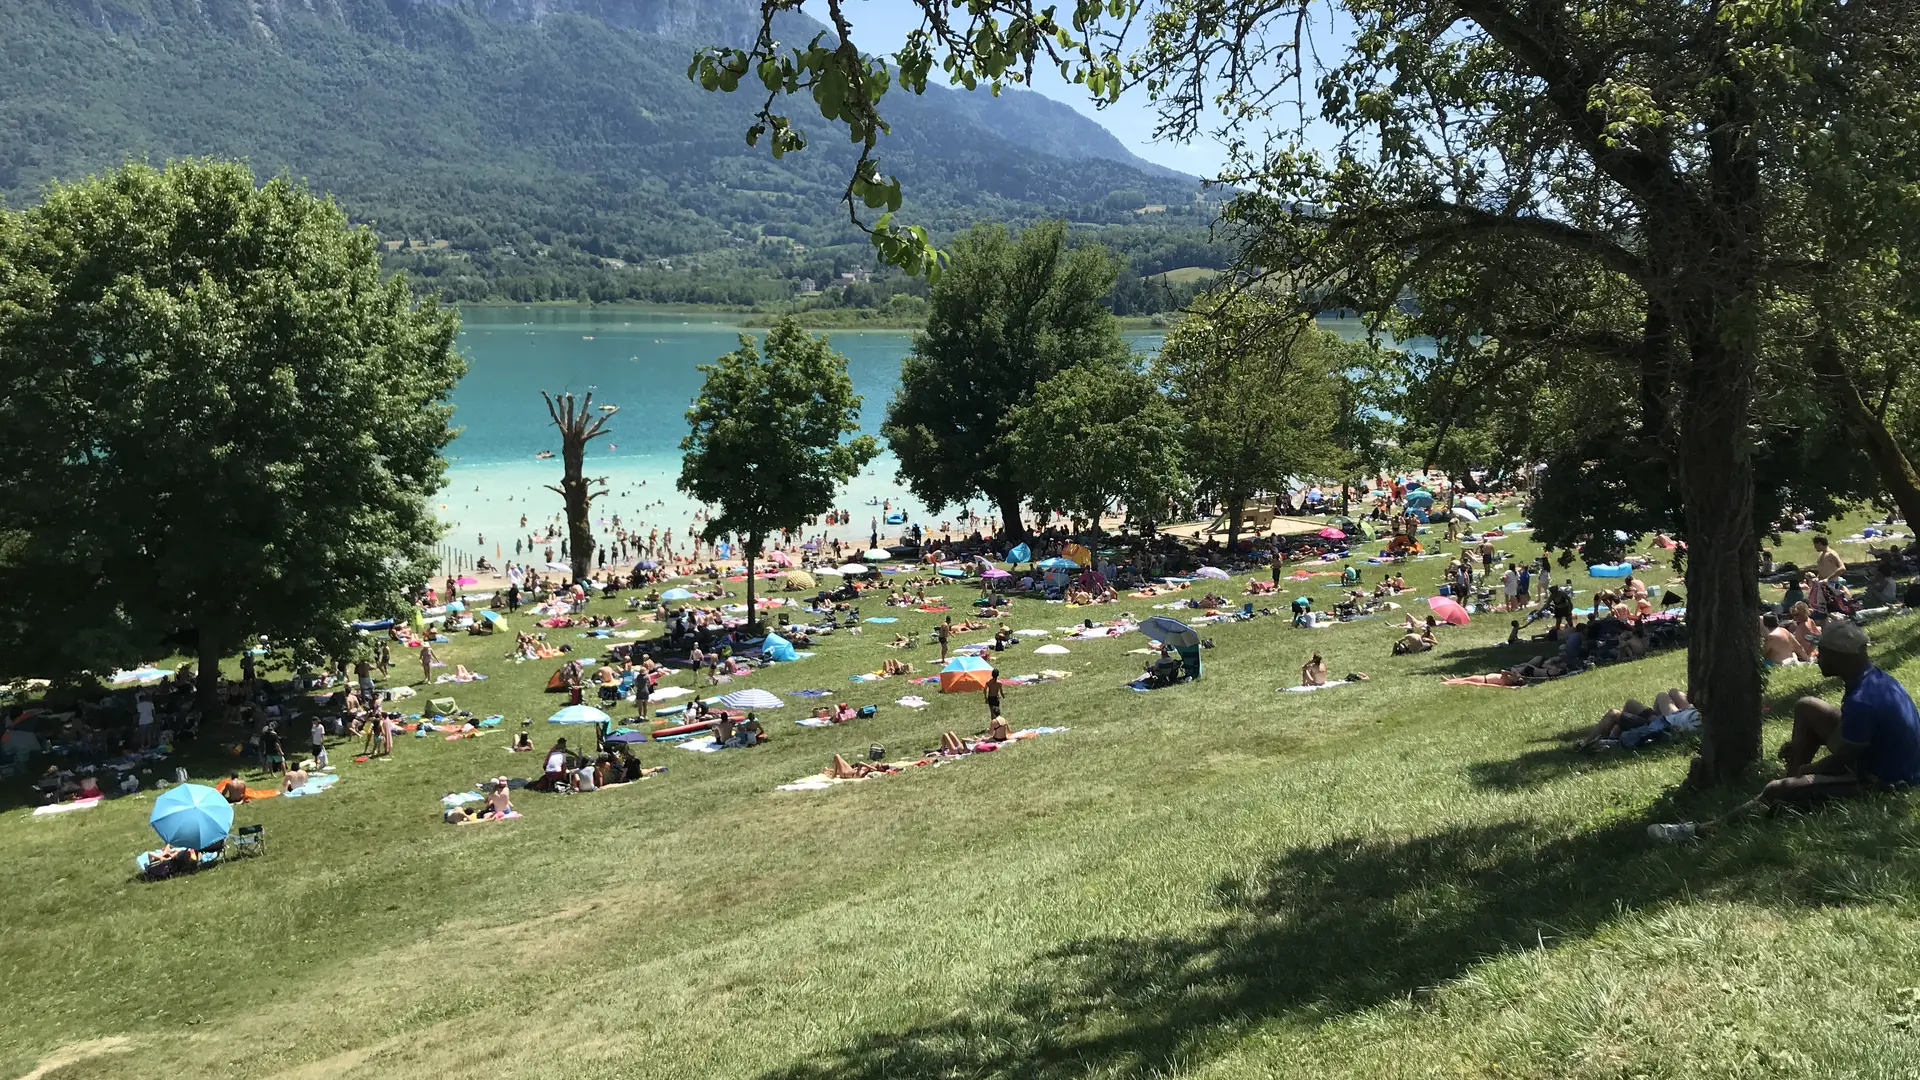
[
  {"xmin": 356, "ymin": 656, "xmax": 375, "ymax": 700},
  {"xmin": 1502, "ymin": 566, "xmax": 1519, "ymax": 612},
  {"xmin": 135, "ymin": 691, "xmax": 156, "ymax": 748},
  {"xmin": 937, "ymin": 617, "xmax": 951, "ymax": 662},
  {"xmin": 1651, "ymin": 620, "xmax": 1920, "ymax": 842},
  {"xmin": 310, "ymin": 718, "xmax": 327, "ymax": 768},
  {"xmin": 419, "ymin": 642, "xmax": 435, "ymax": 685},
  {"xmin": 378, "ymin": 712, "xmax": 397, "ymax": 757},
  {"xmin": 262, "ymin": 723, "xmax": 286, "ymax": 774},
  {"xmin": 376, "ymin": 639, "xmax": 391, "ymax": 678},
  {"xmin": 985, "ymin": 669, "xmax": 1004, "ymax": 722}
]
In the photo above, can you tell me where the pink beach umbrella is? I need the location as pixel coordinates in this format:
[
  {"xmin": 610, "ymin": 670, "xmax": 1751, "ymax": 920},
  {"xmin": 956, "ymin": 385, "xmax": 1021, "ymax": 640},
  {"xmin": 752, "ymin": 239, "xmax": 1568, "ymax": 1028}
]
[
  {"xmin": 1317, "ymin": 527, "xmax": 1346, "ymax": 540},
  {"xmin": 1427, "ymin": 596, "xmax": 1471, "ymax": 626}
]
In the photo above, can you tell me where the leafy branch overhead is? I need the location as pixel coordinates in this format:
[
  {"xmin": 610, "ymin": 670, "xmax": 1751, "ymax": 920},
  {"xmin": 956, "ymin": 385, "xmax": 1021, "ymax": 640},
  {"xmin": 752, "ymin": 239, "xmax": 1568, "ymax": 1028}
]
[{"xmin": 690, "ymin": 0, "xmax": 1142, "ymax": 276}]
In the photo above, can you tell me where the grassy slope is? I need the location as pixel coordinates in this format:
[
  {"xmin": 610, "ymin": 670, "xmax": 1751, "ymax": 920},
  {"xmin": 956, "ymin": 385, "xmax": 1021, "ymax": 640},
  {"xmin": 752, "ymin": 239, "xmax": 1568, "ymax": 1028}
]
[{"xmin": 7, "ymin": 514, "xmax": 1920, "ymax": 1079}]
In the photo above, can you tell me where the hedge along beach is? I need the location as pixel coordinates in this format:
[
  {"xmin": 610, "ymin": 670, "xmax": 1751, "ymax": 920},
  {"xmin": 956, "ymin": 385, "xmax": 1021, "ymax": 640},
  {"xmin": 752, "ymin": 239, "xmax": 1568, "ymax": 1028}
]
[{"xmin": 432, "ymin": 306, "xmax": 1168, "ymax": 571}]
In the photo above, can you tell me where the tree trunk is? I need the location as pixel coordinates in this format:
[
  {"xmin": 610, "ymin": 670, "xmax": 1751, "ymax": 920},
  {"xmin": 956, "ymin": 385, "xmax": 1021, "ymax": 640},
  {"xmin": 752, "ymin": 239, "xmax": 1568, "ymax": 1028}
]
[
  {"xmin": 197, "ymin": 631, "xmax": 225, "ymax": 727},
  {"xmin": 744, "ymin": 540, "xmax": 759, "ymax": 633},
  {"xmin": 562, "ymin": 442, "xmax": 594, "ymax": 583},
  {"xmin": 1808, "ymin": 332, "xmax": 1920, "ymax": 530},
  {"xmin": 1675, "ymin": 334, "xmax": 1764, "ymax": 785},
  {"xmin": 1225, "ymin": 495, "xmax": 1244, "ymax": 552},
  {"xmin": 992, "ymin": 488, "xmax": 1026, "ymax": 542}
]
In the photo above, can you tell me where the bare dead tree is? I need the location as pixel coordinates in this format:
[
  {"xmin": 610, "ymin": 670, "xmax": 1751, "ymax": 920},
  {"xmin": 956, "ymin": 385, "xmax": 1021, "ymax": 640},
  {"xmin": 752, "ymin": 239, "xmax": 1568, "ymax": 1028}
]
[{"xmin": 541, "ymin": 391, "xmax": 615, "ymax": 582}]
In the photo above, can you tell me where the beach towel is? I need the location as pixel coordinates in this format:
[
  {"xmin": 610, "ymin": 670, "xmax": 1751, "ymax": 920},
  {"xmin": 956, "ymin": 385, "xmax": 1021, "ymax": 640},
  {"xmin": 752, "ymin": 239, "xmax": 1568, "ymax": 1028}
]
[
  {"xmin": 1280, "ymin": 681, "xmax": 1352, "ymax": 693},
  {"xmin": 648, "ymin": 687, "xmax": 694, "ymax": 700},
  {"xmin": 866, "ymin": 617, "xmax": 899, "ymax": 624},
  {"xmin": 675, "ymin": 736, "xmax": 725, "ymax": 754},
  {"xmin": 787, "ymin": 689, "xmax": 833, "ymax": 698},
  {"xmin": 32, "ymin": 797, "xmax": 102, "ymax": 816},
  {"xmin": 795, "ymin": 718, "xmax": 838, "ymax": 728},
  {"xmin": 442, "ymin": 791, "xmax": 485, "ymax": 806},
  {"xmin": 455, "ymin": 810, "xmax": 521, "ymax": 824},
  {"xmin": 895, "ymin": 696, "xmax": 930, "ymax": 708}
]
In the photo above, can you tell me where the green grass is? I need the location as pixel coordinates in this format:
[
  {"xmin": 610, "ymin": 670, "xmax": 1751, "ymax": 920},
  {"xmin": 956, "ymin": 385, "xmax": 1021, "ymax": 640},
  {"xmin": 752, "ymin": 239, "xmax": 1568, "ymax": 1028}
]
[{"xmin": 7, "ymin": 512, "xmax": 1920, "ymax": 1079}]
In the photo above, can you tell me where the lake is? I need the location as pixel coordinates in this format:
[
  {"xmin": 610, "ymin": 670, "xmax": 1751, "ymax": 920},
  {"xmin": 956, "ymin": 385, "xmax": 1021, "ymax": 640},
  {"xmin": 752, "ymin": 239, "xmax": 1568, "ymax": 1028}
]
[{"xmin": 436, "ymin": 306, "xmax": 1164, "ymax": 567}]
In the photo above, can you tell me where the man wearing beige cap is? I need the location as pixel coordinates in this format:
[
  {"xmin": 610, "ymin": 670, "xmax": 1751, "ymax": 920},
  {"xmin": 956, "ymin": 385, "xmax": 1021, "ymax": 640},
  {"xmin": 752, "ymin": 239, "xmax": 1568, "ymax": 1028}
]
[{"xmin": 1650, "ymin": 617, "xmax": 1920, "ymax": 841}]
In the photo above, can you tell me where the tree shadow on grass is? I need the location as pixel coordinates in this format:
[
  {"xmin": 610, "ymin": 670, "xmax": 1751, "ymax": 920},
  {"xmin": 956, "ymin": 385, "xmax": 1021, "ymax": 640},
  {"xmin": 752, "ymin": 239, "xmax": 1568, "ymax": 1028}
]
[
  {"xmin": 1465, "ymin": 735, "xmax": 1699, "ymax": 791},
  {"xmin": 757, "ymin": 807, "xmax": 1920, "ymax": 1080}
]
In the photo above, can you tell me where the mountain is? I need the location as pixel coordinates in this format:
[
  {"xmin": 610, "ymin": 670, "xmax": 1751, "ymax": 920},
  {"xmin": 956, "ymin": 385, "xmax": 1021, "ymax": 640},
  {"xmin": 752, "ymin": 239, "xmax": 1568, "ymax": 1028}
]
[{"xmin": 1, "ymin": 0, "xmax": 1226, "ymax": 302}]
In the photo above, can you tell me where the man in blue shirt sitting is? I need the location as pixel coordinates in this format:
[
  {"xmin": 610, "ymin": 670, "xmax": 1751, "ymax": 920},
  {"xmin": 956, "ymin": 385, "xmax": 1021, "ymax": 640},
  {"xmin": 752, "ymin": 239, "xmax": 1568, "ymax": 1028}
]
[{"xmin": 1650, "ymin": 619, "xmax": 1920, "ymax": 842}]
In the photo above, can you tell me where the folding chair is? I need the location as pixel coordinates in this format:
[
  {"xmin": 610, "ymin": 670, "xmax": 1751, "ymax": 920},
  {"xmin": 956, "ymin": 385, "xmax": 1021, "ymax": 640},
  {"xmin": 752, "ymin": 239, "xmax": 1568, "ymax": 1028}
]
[{"xmin": 232, "ymin": 823, "xmax": 266, "ymax": 858}]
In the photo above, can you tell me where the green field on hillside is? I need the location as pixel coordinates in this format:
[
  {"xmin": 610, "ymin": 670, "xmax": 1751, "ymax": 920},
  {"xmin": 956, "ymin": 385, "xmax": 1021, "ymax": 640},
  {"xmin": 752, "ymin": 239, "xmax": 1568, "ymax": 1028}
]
[
  {"xmin": 7, "ymin": 512, "xmax": 1919, "ymax": 1079},
  {"xmin": 1157, "ymin": 266, "xmax": 1223, "ymax": 284}
]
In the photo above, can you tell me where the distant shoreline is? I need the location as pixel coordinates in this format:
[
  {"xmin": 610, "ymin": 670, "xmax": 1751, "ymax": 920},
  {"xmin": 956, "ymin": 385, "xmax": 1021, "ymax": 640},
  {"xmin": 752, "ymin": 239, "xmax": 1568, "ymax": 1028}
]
[{"xmin": 454, "ymin": 300, "xmax": 1174, "ymax": 332}]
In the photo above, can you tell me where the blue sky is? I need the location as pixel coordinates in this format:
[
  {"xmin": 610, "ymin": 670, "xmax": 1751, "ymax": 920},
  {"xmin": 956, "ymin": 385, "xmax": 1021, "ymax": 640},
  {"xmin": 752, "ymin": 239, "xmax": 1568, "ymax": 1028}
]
[{"xmin": 841, "ymin": 0, "xmax": 1238, "ymax": 175}]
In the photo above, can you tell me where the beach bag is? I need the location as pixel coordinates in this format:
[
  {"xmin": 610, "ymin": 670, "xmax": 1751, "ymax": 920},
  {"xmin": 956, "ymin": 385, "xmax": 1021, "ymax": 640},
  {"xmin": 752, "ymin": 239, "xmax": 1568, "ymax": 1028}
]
[
  {"xmin": 867, "ymin": 744, "xmax": 886, "ymax": 761},
  {"xmin": 857, "ymin": 706, "xmax": 877, "ymax": 719}
]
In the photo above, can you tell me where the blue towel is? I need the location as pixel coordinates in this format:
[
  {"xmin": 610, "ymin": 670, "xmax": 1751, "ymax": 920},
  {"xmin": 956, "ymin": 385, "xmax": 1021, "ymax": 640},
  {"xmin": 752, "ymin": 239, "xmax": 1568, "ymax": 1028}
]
[
  {"xmin": 787, "ymin": 689, "xmax": 832, "ymax": 697},
  {"xmin": 866, "ymin": 617, "xmax": 899, "ymax": 624}
]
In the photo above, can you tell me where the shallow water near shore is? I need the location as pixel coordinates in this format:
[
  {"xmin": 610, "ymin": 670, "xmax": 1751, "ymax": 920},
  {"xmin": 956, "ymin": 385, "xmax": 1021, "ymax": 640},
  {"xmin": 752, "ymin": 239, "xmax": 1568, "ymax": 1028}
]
[{"xmin": 434, "ymin": 305, "xmax": 1372, "ymax": 568}]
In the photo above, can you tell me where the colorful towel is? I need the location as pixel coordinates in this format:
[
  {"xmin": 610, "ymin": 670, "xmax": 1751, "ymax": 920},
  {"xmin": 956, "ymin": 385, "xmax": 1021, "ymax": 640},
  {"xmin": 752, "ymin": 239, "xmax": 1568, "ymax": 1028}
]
[
  {"xmin": 32, "ymin": 797, "xmax": 102, "ymax": 816},
  {"xmin": 866, "ymin": 617, "xmax": 900, "ymax": 624},
  {"xmin": 442, "ymin": 791, "xmax": 485, "ymax": 806},
  {"xmin": 786, "ymin": 689, "xmax": 832, "ymax": 697},
  {"xmin": 455, "ymin": 810, "xmax": 521, "ymax": 824}
]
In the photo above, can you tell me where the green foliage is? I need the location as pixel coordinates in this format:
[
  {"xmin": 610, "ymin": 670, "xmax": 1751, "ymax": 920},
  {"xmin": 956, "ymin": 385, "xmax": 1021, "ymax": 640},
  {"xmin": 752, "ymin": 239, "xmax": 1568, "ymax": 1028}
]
[
  {"xmin": 881, "ymin": 220, "xmax": 1133, "ymax": 533},
  {"xmin": 0, "ymin": 159, "xmax": 463, "ymax": 692},
  {"xmin": 1006, "ymin": 357, "xmax": 1183, "ymax": 531},
  {"xmin": 679, "ymin": 317, "xmax": 878, "ymax": 621},
  {"xmin": 1156, "ymin": 289, "xmax": 1341, "ymax": 543}
]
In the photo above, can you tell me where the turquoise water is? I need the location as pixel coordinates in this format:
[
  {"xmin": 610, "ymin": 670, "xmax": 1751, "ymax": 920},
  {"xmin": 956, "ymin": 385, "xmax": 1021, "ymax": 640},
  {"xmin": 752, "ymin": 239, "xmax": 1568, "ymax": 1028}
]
[{"xmin": 437, "ymin": 306, "xmax": 1165, "ymax": 564}]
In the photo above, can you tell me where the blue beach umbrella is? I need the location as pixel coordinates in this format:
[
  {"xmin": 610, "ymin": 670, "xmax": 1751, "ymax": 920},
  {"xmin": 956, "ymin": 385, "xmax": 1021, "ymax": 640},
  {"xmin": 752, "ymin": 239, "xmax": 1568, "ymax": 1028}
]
[
  {"xmin": 1036, "ymin": 557, "xmax": 1079, "ymax": 570},
  {"xmin": 635, "ymin": 560, "xmax": 659, "ymax": 570},
  {"xmin": 660, "ymin": 588, "xmax": 695, "ymax": 601},
  {"xmin": 150, "ymin": 784, "xmax": 234, "ymax": 849},
  {"xmin": 1139, "ymin": 616, "xmax": 1201, "ymax": 650},
  {"xmin": 548, "ymin": 705, "xmax": 612, "ymax": 725},
  {"xmin": 1006, "ymin": 543, "xmax": 1032, "ymax": 564}
]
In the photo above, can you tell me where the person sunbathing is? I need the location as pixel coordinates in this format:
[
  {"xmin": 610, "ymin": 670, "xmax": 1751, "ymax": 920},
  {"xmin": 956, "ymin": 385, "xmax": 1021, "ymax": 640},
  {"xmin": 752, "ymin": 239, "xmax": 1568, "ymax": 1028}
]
[
  {"xmin": 220, "ymin": 775, "xmax": 250, "ymax": 803},
  {"xmin": 938, "ymin": 731, "xmax": 973, "ymax": 754},
  {"xmin": 1392, "ymin": 628, "xmax": 1437, "ymax": 655},
  {"xmin": 828, "ymin": 753, "xmax": 898, "ymax": 779},
  {"xmin": 1443, "ymin": 671, "xmax": 1525, "ymax": 687},
  {"xmin": 993, "ymin": 626, "xmax": 1015, "ymax": 649},
  {"xmin": 282, "ymin": 763, "xmax": 311, "ymax": 793},
  {"xmin": 1301, "ymin": 654, "xmax": 1328, "ymax": 686},
  {"xmin": 812, "ymin": 704, "xmax": 835, "ymax": 721},
  {"xmin": 984, "ymin": 714, "xmax": 1011, "ymax": 741},
  {"xmin": 713, "ymin": 714, "xmax": 737, "ymax": 744},
  {"xmin": 482, "ymin": 776, "xmax": 515, "ymax": 818},
  {"xmin": 512, "ymin": 731, "xmax": 535, "ymax": 752},
  {"xmin": 1580, "ymin": 688, "xmax": 1694, "ymax": 747},
  {"xmin": 957, "ymin": 618, "xmax": 988, "ymax": 632},
  {"xmin": 880, "ymin": 658, "xmax": 913, "ymax": 677}
]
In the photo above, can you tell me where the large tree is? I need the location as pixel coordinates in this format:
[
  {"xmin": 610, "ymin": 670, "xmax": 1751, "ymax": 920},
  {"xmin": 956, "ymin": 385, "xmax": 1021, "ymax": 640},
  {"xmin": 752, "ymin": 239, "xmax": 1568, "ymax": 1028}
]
[
  {"xmin": 1005, "ymin": 356, "xmax": 1185, "ymax": 534},
  {"xmin": 881, "ymin": 220, "xmax": 1132, "ymax": 539},
  {"xmin": 679, "ymin": 318, "xmax": 878, "ymax": 629},
  {"xmin": 710, "ymin": 0, "xmax": 1918, "ymax": 782},
  {"xmin": 0, "ymin": 160, "xmax": 464, "ymax": 714},
  {"xmin": 1156, "ymin": 291, "xmax": 1339, "ymax": 549}
]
